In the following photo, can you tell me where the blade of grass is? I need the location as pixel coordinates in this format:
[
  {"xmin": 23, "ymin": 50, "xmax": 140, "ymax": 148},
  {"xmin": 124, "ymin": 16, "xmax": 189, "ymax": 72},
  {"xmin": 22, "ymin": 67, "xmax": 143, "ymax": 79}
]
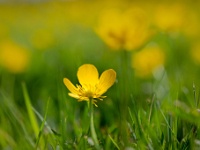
[
  {"xmin": 108, "ymin": 134, "xmax": 120, "ymax": 150},
  {"xmin": 22, "ymin": 82, "xmax": 39, "ymax": 138},
  {"xmin": 32, "ymin": 106, "xmax": 53, "ymax": 134},
  {"xmin": 35, "ymin": 98, "xmax": 50, "ymax": 148},
  {"xmin": 148, "ymin": 94, "xmax": 155, "ymax": 124},
  {"xmin": 193, "ymin": 83, "xmax": 198, "ymax": 108},
  {"xmin": 32, "ymin": 99, "xmax": 58, "ymax": 149},
  {"xmin": 1, "ymin": 92, "xmax": 35, "ymax": 147},
  {"xmin": 128, "ymin": 106, "xmax": 153, "ymax": 149},
  {"xmin": 157, "ymin": 102, "xmax": 179, "ymax": 144}
]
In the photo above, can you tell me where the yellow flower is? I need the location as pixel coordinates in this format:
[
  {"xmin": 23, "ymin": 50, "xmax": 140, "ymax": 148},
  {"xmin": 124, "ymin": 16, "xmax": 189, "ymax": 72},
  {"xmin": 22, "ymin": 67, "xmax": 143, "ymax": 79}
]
[
  {"xmin": 63, "ymin": 64, "xmax": 116, "ymax": 106},
  {"xmin": 132, "ymin": 45, "xmax": 165, "ymax": 77},
  {"xmin": 95, "ymin": 8, "xmax": 151, "ymax": 51},
  {"xmin": 0, "ymin": 40, "xmax": 30, "ymax": 73}
]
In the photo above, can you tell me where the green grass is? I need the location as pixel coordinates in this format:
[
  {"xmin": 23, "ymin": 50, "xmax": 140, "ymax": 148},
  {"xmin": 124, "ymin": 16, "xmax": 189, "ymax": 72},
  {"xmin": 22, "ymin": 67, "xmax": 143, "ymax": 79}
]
[{"xmin": 1, "ymin": 32, "xmax": 200, "ymax": 149}]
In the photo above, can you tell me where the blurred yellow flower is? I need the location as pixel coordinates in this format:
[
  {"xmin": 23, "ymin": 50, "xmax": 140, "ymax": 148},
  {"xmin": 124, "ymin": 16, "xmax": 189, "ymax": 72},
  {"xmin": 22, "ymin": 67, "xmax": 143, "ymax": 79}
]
[
  {"xmin": 0, "ymin": 40, "xmax": 30, "ymax": 73},
  {"xmin": 132, "ymin": 45, "xmax": 165, "ymax": 77},
  {"xmin": 63, "ymin": 64, "xmax": 116, "ymax": 106},
  {"xmin": 95, "ymin": 8, "xmax": 152, "ymax": 50}
]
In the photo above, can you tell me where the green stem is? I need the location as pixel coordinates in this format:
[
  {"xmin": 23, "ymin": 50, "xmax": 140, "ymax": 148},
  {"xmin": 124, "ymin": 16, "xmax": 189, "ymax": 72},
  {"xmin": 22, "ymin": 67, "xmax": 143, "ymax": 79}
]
[
  {"xmin": 118, "ymin": 50, "xmax": 130, "ymax": 144},
  {"xmin": 89, "ymin": 98, "xmax": 100, "ymax": 149}
]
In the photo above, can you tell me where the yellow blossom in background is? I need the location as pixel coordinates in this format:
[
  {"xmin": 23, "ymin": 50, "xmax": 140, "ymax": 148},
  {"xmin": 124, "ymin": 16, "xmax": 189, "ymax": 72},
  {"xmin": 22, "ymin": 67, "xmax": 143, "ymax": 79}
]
[
  {"xmin": 132, "ymin": 45, "xmax": 165, "ymax": 77},
  {"xmin": 0, "ymin": 40, "xmax": 30, "ymax": 73},
  {"xmin": 63, "ymin": 64, "xmax": 116, "ymax": 106},
  {"xmin": 153, "ymin": 3, "xmax": 186, "ymax": 32},
  {"xmin": 95, "ymin": 7, "xmax": 152, "ymax": 51}
]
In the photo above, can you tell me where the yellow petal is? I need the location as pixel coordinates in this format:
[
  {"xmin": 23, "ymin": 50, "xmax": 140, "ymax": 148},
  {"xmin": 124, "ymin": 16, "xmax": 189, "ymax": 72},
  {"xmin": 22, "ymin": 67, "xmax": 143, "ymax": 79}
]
[
  {"xmin": 63, "ymin": 78, "xmax": 78, "ymax": 94},
  {"xmin": 77, "ymin": 64, "xmax": 99, "ymax": 87},
  {"xmin": 68, "ymin": 93, "xmax": 80, "ymax": 99},
  {"xmin": 97, "ymin": 69, "xmax": 116, "ymax": 95}
]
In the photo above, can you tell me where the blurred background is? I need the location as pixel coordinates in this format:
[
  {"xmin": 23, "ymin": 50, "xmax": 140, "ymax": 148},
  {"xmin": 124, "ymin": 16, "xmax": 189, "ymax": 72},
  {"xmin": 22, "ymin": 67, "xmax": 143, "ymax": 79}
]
[{"xmin": 1, "ymin": 0, "xmax": 200, "ymax": 149}]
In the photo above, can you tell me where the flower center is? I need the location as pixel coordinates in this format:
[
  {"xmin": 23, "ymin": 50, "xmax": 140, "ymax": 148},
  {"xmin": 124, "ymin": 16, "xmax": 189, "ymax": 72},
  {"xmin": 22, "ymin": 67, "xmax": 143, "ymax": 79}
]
[
  {"xmin": 85, "ymin": 90, "xmax": 94, "ymax": 98},
  {"xmin": 77, "ymin": 84, "xmax": 97, "ymax": 99}
]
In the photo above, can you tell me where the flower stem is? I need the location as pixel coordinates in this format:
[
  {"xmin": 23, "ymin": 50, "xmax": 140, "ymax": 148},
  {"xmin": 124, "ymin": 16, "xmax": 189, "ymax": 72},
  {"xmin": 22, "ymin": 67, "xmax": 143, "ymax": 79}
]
[
  {"xmin": 118, "ymin": 50, "xmax": 130, "ymax": 144},
  {"xmin": 89, "ymin": 98, "xmax": 100, "ymax": 149}
]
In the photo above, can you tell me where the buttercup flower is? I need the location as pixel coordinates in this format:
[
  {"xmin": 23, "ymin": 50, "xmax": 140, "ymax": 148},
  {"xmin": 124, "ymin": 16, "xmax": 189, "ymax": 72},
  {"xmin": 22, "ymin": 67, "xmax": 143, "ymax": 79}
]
[
  {"xmin": 0, "ymin": 40, "xmax": 30, "ymax": 73},
  {"xmin": 95, "ymin": 8, "xmax": 152, "ymax": 51},
  {"xmin": 132, "ymin": 45, "xmax": 165, "ymax": 77},
  {"xmin": 63, "ymin": 64, "xmax": 116, "ymax": 105}
]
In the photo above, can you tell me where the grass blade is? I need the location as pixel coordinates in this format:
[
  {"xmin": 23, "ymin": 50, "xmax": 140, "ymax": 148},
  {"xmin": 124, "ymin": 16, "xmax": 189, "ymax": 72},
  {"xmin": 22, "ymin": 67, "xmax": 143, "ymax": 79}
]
[
  {"xmin": 108, "ymin": 134, "xmax": 120, "ymax": 150},
  {"xmin": 22, "ymin": 82, "xmax": 39, "ymax": 138},
  {"xmin": 35, "ymin": 98, "xmax": 50, "ymax": 148}
]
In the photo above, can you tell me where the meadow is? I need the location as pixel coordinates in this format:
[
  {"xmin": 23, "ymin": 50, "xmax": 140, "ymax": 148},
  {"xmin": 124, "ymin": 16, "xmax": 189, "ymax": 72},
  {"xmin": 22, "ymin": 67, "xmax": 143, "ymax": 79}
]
[{"xmin": 0, "ymin": 0, "xmax": 200, "ymax": 149}]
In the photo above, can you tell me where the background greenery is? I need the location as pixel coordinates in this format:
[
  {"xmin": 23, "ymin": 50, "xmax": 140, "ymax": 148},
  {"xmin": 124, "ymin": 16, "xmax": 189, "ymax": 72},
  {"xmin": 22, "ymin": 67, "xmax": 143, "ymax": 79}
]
[{"xmin": 0, "ymin": 0, "xmax": 200, "ymax": 149}]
